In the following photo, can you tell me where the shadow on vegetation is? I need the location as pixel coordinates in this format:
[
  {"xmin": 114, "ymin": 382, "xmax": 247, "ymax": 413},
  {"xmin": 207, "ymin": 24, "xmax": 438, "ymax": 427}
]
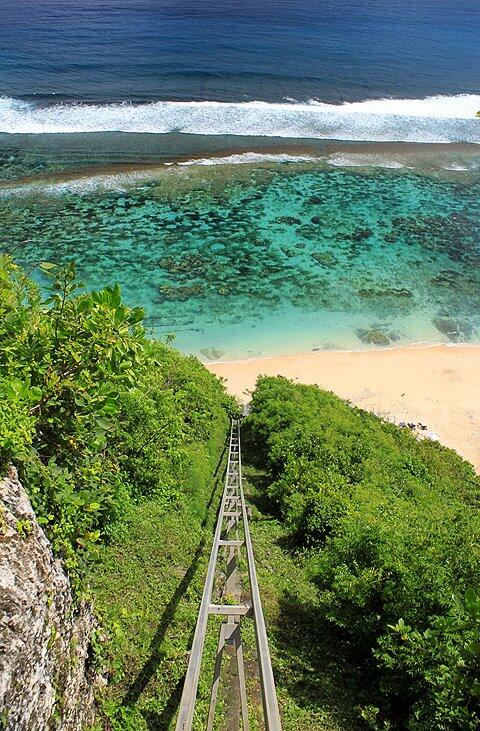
[
  {"xmin": 240, "ymin": 422, "xmax": 268, "ymax": 471},
  {"xmin": 273, "ymin": 590, "xmax": 368, "ymax": 728},
  {"xmin": 242, "ymin": 469, "xmax": 273, "ymax": 515},
  {"xmin": 121, "ymin": 438, "xmax": 228, "ymax": 727},
  {"xmin": 140, "ymin": 677, "xmax": 184, "ymax": 731},
  {"xmin": 242, "ymin": 467, "xmax": 301, "ymax": 556}
]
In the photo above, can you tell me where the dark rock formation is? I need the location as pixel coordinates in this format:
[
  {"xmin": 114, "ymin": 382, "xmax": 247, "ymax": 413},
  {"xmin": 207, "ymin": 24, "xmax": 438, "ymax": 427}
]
[
  {"xmin": 0, "ymin": 468, "xmax": 99, "ymax": 731},
  {"xmin": 157, "ymin": 283, "xmax": 204, "ymax": 301},
  {"xmin": 346, "ymin": 228, "xmax": 373, "ymax": 242},
  {"xmin": 357, "ymin": 325, "xmax": 401, "ymax": 346},
  {"xmin": 433, "ymin": 316, "xmax": 474, "ymax": 343},
  {"xmin": 430, "ymin": 270, "xmax": 462, "ymax": 288},
  {"xmin": 357, "ymin": 287, "xmax": 413, "ymax": 298},
  {"xmin": 199, "ymin": 347, "xmax": 224, "ymax": 361},
  {"xmin": 273, "ymin": 216, "xmax": 301, "ymax": 226},
  {"xmin": 311, "ymin": 251, "xmax": 338, "ymax": 267},
  {"xmin": 358, "ymin": 328, "xmax": 391, "ymax": 346}
]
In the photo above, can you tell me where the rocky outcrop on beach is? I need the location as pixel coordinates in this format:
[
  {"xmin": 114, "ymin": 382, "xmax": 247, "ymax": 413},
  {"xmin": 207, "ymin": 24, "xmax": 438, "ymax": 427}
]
[{"xmin": 0, "ymin": 468, "xmax": 99, "ymax": 731}]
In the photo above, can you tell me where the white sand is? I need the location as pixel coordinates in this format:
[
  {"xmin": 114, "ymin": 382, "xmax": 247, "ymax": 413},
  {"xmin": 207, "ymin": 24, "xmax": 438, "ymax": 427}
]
[{"xmin": 208, "ymin": 345, "xmax": 480, "ymax": 472}]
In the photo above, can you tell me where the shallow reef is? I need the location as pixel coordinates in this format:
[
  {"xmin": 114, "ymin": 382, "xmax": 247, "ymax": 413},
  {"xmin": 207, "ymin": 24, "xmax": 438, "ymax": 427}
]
[{"xmin": 2, "ymin": 165, "xmax": 480, "ymax": 356}]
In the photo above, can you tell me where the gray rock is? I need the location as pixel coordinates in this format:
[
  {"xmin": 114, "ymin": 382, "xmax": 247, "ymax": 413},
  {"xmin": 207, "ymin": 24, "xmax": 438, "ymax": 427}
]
[
  {"xmin": 433, "ymin": 316, "xmax": 474, "ymax": 343},
  {"xmin": 360, "ymin": 329, "xmax": 391, "ymax": 346},
  {"xmin": 357, "ymin": 328, "xmax": 391, "ymax": 346},
  {"xmin": 0, "ymin": 468, "xmax": 99, "ymax": 731}
]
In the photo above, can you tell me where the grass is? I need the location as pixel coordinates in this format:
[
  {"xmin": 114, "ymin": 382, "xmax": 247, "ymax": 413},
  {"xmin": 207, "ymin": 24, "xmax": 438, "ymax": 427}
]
[
  {"xmin": 89, "ymin": 432, "xmax": 364, "ymax": 731},
  {"xmin": 90, "ymin": 432, "xmax": 230, "ymax": 731}
]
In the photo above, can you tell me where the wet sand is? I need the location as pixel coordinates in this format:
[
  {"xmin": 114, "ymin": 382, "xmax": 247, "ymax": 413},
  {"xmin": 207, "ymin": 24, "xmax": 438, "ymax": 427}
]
[{"xmin": 208, "ymin": 344, "xmax": 480, "ymax": 472}]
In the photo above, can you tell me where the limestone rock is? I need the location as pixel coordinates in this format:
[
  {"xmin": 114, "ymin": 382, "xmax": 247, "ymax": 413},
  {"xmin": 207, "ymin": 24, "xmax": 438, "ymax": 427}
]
[{"xmin": 0, "ymin": 468, "xmax": 99, "ymax": 731}]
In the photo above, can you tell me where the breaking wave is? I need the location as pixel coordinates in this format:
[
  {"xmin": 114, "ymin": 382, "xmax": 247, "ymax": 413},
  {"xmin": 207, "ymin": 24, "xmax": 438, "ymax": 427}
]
[{"xmin": 1, "ymin": 94, "xmax": 480, "ymax": 143}]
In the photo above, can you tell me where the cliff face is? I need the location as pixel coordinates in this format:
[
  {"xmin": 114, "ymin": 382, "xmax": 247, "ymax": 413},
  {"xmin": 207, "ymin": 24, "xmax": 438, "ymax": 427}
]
[{"xmin": 0, "ymin": 468, "xmax": 98, "ymax": 731}]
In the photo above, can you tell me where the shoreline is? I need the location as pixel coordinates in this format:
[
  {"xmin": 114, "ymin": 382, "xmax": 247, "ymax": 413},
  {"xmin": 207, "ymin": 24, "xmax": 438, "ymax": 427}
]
[
  {"xmin": 204, "ymin": 340, "xmax": 480, "ymax": 366},
  {"xmin": 207, "ymin": 343, "xmax": 480, "ymax": 472}
]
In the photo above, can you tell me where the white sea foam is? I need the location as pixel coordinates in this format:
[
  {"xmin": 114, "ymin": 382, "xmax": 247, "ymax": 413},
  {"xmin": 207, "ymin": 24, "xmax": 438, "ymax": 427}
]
[
  {"xmin": 177, "ymin": 152, "xmax": 320, "ymax": 165},
  {"xmin": 1, "ymin": 94, "xmax": 480, "ymax": 143},
  {"xmin": 0, "ymin": 172, "xmax": 145, "ymax": 197},
  {"xmin": 325, "ymin": 154, "xmax": 366, "ymax": 168},
  {"xmin": 306, "ymin": 94, "xmax": 480, "ymax": 119},
  {"xmin": 0, "ymin": 153, "xmax": 320, "ymax": 197},
  {"xmin": 326, "ymin": 153, "xmax": 406, "ymax": 169},
  {"xmin": 442, "ymin": 163, "xmax": 470, "ymax": 171}
]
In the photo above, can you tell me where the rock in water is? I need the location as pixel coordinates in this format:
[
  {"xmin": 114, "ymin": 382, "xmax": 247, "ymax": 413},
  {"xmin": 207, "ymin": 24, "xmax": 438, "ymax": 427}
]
[
  {"xmin": 0, "ymin": 468, "xmax": 99, "ymax": 731},
  {"xmin": 433, "ymin": 316, "xmax": 474, "ymax": 343},
  {"xmin": 200, "ymin": 347, "xmax": 224, "ymax": 361},
  {"xmin": 273, "ymin": 216, "xmax": 301, "ymax": 225},
  {"xmin": 357, "ymin": 328, "xmax": 391, "ymax": 346},
  {"xmin": 311, "ymin": 251, "xmax": 338, "ymax": 267}
]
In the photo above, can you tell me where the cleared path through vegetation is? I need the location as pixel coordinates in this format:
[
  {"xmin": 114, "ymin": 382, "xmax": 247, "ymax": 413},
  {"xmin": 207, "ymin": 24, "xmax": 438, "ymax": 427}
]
[{"xmin": 175, "ymin": 419, "xmax": 282, "ymax": 731}]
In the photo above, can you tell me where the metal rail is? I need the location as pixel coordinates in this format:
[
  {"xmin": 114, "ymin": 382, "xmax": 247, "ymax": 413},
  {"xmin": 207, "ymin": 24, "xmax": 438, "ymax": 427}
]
[{"xmin": 175, "ymin": 419, "xmax": 282, "ymax": 731}]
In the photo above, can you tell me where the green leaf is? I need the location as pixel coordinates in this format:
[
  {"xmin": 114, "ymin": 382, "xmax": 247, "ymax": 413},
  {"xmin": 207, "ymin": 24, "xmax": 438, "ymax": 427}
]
[
  {"xmin": 465, "ymin": 588, "xmax": 478, "ymax": 611},
  {"xmin": 97, "ymin": 416, "xmax": 113, "ymax": 431},
  {"xmin": 77, "ymin": 297, "xmax": 92, "ymax": 313},
  {"xmin": 128, "ymin": 307, "xmax": 144, "ymax": 325},
  {"xmin": 86, "ymin": 502, "xmax": 101, "ymax": 512},
  {"xmin": 111, "ymin": 283, "xmax": 122, "ymax": 307},
  {"xmin": 25, "ymin": 386, "xmax": 42, "ymax": 402},
  {"xmin": 100, "ymin": 397, "xmax": 118, "ymax": 414}
]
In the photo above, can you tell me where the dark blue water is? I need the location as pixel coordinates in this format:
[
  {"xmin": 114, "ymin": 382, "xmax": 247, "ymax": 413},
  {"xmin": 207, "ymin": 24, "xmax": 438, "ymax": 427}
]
[{"xmin": 1, "ymin": 0, "xmax": 479, "ymax": 104}]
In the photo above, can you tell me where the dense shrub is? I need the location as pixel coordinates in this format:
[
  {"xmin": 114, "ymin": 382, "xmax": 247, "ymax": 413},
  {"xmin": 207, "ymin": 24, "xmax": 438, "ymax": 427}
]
[
  {"xmin": 246, "ymin": 376, "xmax": 480, "ymax": 729},
  {"xmin": 0, "ymin": 255, "xmax": 234, "ymax": 584}
]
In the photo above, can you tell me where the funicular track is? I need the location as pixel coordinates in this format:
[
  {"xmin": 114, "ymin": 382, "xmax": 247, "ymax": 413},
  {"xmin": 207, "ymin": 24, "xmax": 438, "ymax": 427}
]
[{"xmin": 175, "ymin": 419, "xmax": 282, "ymax": 731}]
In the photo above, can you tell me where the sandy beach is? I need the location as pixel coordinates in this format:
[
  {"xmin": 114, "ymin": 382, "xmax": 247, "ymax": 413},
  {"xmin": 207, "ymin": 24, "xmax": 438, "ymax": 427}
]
[{"xmin": 208, "ymin": 344, "xmax": 480, "ymax": 472}]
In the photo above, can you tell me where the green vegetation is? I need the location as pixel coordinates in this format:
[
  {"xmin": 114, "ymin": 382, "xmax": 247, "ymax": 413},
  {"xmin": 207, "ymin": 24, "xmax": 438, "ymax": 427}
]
[
  {"xmin": 90, "ymin": 425, "xmax": 229, "ymax": 730},
  {"xmin": 245, "ymin": 376, "xmax": 480, "ymax": 730},
  {"xmin": 0, "ymin": 254, "xmax": 234, "ymax": 588},
  {"xmin": 3, "ymin": 254, "xmax": 480, "ymax": 730},
  {"xmin": 242, "ymin": 465, "xmax": 363, "ymax": 730}
]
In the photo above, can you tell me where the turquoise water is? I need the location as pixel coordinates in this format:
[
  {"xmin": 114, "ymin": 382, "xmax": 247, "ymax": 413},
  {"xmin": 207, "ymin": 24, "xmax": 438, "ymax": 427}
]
[
  {"xmin": 2, "ymin": 0, "xmax": 479, "ymax": 361},
  {"xmin": 2, "ymin": 163, "xmax": 480, "ymax": 360}
]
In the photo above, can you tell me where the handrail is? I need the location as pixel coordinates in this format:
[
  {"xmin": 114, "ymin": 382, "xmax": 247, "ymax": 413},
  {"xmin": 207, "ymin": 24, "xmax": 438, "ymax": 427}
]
[
  {"xmin": 174, "ymin": 418, "xmax": 282, "ymax": 731},
  {"xmin": 238, "ymin": 421, "xmax": 282, "ymax": 730}
]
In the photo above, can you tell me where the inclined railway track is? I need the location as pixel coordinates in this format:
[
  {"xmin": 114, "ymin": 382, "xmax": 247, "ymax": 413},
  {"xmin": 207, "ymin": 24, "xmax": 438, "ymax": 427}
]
[{"xmin": 175, "ymin": 418, "xmax": 282, "ymax": 731}]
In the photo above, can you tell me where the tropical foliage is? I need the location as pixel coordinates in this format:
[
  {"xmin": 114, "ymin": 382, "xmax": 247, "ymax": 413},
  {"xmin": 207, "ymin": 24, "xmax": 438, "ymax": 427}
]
[
  {"xmin": 246, "ymin": 376, "xmax": 480, "ymax": 729},
  {"xmin": 0, "ymin": 255, "xmax": 233, "ymax": 586}
]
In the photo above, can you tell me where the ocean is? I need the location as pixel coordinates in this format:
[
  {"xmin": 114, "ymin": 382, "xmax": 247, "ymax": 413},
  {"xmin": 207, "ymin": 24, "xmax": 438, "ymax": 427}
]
[
  {"xmin": 1, "ymin": 0, "xmax": 479, "ymax": 359},
  {"xmin": 1, "ymin": 0, "xmax": 479, "ymax": 104}
]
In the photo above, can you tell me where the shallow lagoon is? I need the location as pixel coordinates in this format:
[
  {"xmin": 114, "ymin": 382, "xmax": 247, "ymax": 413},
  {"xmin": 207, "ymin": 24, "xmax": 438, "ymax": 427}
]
[{"xmin": 2, "ymin": 162, "xmax": 480, "ymax": 360}]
